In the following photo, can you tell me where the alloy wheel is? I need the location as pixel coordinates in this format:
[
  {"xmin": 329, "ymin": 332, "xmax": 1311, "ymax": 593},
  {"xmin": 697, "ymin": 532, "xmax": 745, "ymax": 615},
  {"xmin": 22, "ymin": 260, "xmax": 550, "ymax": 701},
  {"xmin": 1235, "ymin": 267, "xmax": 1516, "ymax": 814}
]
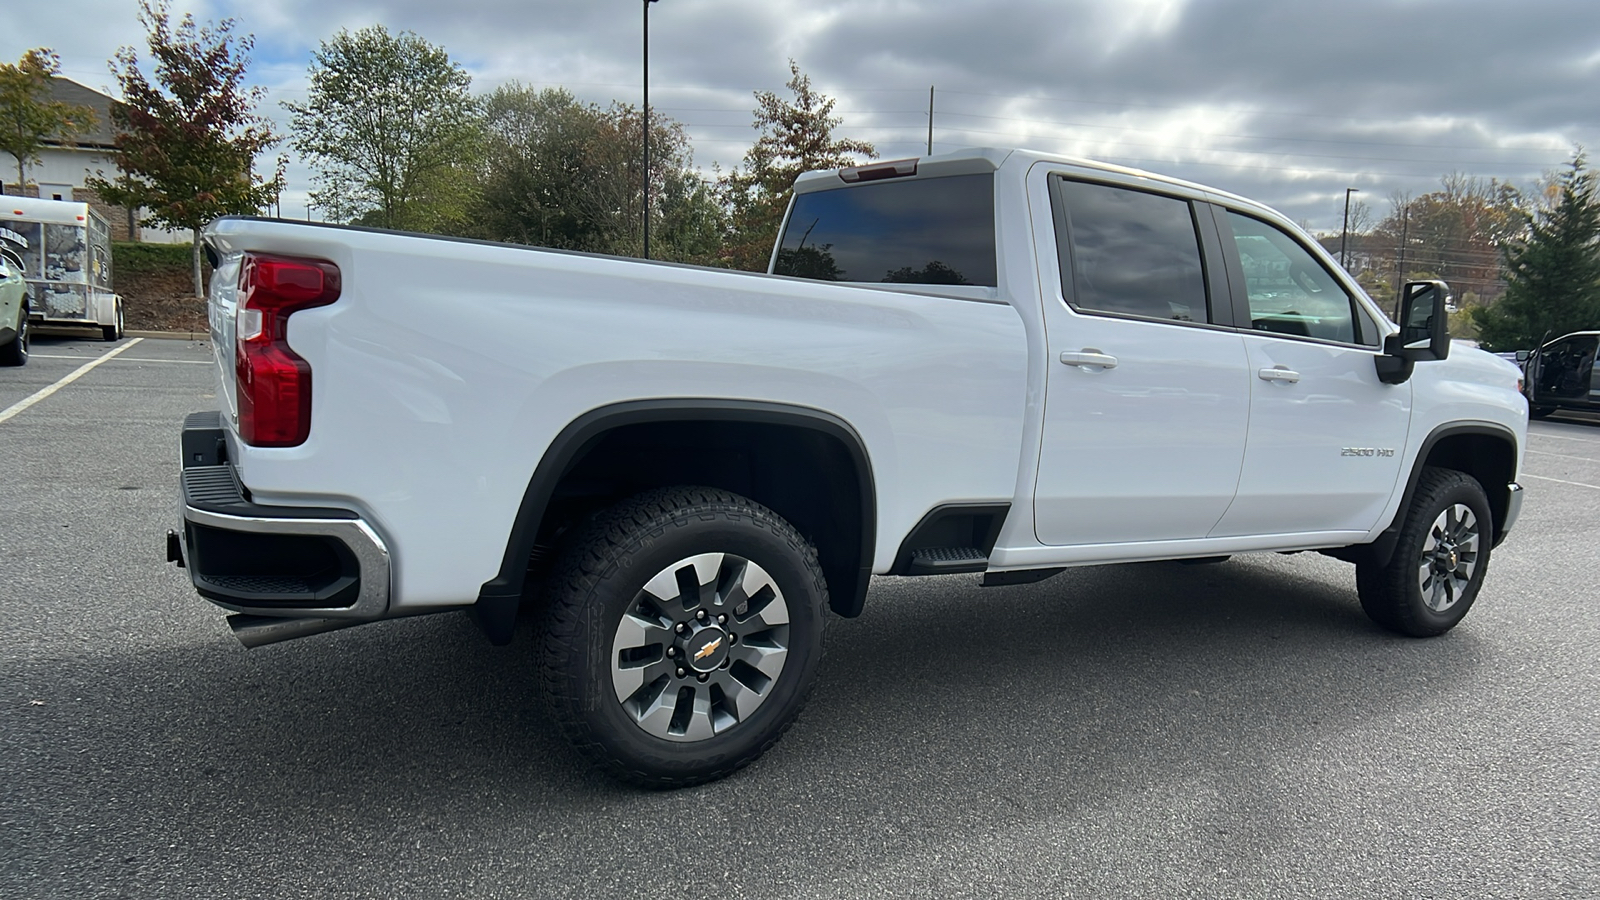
[
  {"xmin": 1416, "ymin": 503, "xmax": 1479, "ymax": 613},
  {"xmin": 610, "ymin": 552, "xmax": 791, "ymax": 742}
]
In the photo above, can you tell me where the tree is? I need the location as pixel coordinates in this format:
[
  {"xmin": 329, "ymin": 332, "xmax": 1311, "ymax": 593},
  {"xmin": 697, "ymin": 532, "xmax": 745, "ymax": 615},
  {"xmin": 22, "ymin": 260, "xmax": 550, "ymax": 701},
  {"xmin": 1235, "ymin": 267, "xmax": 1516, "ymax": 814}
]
[
  {"xmin": 1343, "ymin": 198, "xmax": 1373, "ymax": 238},
  {"xmin": 87, "ymin": 0, "xmax": 284, "ymax": 295},
  {"xmin": 1369, "ymin": 176, "xmax": 1526, "ymax": 308},
  {"xmin": 598, "ymin": 101, "xmax": 724, "ymax": 263},
  {"xmin": 0, "ymin": 48, "xmax": 97, "ymax": 190},
  {"xmin": 286, "ymin": 26, "xmax": 481, "ymax": 234},
  {"xmin": 473, "ymin": 84, "xmax": 723, "ymax": 262},
  {"xmin": 719, "ymin": 60, "xmax": 876, "ymax": 271},
  {"xmin": 1472, "ymin": 152, "xmax": 1600, "ymax": 352}
]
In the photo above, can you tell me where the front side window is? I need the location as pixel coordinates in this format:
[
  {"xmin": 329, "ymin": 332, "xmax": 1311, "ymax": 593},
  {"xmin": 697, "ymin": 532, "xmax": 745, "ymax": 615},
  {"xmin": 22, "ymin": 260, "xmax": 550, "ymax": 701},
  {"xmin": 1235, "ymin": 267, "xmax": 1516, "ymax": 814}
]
[
  {"xmin": 1225, "ymin": 211, "xmax": 1360, "ymax": 344},
  {"xmin": 773, "ymin": 173, "xmax": 996, "ymax": 286},
  {"xmin": 1055, "ymin": 179, "xmax": 1210, "ymax": 323}
]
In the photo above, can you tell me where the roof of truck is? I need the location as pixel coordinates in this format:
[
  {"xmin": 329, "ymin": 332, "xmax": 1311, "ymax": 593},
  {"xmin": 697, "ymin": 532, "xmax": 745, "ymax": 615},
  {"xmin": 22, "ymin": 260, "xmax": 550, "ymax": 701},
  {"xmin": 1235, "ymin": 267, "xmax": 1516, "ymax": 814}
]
[
  {"xmin": 789, "ymin": 146, "xmax": 1294, "ymax": 238},
  {"xmin": 794, "ymin": 147, "xmax": 1256, "ymax": 205}
]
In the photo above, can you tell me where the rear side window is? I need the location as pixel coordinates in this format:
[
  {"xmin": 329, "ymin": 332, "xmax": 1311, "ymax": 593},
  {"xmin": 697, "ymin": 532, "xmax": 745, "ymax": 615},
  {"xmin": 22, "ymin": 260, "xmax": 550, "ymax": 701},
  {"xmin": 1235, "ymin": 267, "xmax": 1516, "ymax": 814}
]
[
  {"xmin": 774, "ymin": 173, "xmax": 996, "ymax": 286},
  {"xmin": 1055, "ymin": 179, "xmax": 1210, "ymax": 323}
]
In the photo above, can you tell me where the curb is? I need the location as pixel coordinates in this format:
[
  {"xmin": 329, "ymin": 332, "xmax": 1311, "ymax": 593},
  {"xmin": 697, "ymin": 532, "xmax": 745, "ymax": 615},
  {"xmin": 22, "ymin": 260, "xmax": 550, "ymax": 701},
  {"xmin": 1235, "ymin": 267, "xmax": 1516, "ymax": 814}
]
[{"xmin": 126, "ymin": 329, "xmax": 207, "ymax": 341}]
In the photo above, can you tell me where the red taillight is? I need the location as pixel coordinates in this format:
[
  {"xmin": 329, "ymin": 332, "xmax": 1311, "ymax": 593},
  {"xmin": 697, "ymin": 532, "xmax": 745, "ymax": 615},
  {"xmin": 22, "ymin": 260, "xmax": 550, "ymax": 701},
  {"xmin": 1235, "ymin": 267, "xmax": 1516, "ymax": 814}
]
[{"xmin": 235, "ymin": 253, "xmax": 341, "ymax": 447}]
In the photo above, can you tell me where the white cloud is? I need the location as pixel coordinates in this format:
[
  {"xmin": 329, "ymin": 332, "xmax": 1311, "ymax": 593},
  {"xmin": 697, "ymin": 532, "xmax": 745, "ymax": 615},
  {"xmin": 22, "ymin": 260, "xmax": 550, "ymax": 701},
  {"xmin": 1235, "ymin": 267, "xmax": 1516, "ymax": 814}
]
[{"xmin": 5, "ymin": 0, "xmax": 1596, "ymax": 229}]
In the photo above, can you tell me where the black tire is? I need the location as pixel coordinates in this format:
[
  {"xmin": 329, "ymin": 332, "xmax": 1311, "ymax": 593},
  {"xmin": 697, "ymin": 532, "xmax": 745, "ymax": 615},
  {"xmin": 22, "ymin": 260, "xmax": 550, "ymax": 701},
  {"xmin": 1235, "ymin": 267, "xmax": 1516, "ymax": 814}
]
[
  {"xmin": 1356, "ymin": 467, "xmax": 1493, "ymax": 637},
  {"xmin": 0, "ymin": 306, "xmax": 26, "ymax": 367},
  {"xmin": 1528, "ymin": 405, "xmax": 1556, "ymax": 419},
  {"xmin": 101, "ymin": 301, "xmax": 123, "ymax": 342},
  {"xmin": 541, "ymin": 486, "xmax": 828, "ymax": 788}
]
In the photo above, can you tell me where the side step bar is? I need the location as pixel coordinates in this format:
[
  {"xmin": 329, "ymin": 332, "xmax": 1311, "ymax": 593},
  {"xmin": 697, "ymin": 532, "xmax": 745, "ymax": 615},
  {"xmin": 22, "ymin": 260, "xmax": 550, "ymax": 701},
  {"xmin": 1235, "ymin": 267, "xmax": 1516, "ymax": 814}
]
[{"xmin": 906, "ymin": 546, "xmax": 988, "ymax": 575}]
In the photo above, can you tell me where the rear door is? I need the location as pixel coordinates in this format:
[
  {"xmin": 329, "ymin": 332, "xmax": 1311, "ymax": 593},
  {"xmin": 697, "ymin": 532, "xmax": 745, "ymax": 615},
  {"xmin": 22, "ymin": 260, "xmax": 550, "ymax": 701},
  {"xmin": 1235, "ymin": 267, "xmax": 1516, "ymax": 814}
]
[{"xmin": 1032, "ymin": 174, "xmax": 1251, "ymax": 545}]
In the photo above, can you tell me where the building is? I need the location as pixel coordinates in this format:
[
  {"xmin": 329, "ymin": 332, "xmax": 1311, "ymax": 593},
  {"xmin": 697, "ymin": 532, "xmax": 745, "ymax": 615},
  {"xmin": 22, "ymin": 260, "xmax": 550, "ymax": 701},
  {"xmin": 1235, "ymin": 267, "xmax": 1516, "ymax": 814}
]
[{"xmin": 0, "ymin": 77, "xmax": 159, "ymax": 242}]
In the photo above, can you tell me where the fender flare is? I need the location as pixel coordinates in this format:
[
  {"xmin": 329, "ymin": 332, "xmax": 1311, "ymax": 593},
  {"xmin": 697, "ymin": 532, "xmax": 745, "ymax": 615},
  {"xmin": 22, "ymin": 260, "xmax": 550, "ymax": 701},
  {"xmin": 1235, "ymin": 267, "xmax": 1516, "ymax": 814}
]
[
  {"xmin": 474, "ymin": 399, "xmax": 877, "ymax": 642},
  {"xmin": 1365, "ymin": 420, "xmax": 1519, "ymax": 567}
]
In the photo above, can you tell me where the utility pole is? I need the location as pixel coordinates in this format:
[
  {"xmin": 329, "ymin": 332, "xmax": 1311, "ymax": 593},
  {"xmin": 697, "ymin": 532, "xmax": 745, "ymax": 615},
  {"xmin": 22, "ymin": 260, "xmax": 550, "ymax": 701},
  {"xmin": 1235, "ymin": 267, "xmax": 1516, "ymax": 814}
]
[
  {"xmin": 1339, "ymin": 187, "xmax": 1358, "ymax": 269},
  {"xmin": 927, "ymin": 86, "xmax": 934, "ymax": 156},
  {"xmin": 643, "ymin": 0, "xmax": 660, "ymax": 260},
  {"xmin": 1395, "ymin": 202, "xmax": 1410, "ymax": 319}
]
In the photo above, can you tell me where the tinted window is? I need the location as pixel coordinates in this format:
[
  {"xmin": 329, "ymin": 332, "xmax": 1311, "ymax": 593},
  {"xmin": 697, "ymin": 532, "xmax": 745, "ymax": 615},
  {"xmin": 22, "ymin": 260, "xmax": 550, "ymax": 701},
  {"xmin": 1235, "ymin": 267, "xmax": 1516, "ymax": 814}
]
[
  {"xmin": 1056, "ymin": 179, "xmax": 1209, "ymax": 323},
  {"xmin": 774, "ymin": 173, "xmax": 996, "ymax": 286},
  {"xmin": 1225, "ymin": 211, "xmax": 1360, "ymax": 344}
]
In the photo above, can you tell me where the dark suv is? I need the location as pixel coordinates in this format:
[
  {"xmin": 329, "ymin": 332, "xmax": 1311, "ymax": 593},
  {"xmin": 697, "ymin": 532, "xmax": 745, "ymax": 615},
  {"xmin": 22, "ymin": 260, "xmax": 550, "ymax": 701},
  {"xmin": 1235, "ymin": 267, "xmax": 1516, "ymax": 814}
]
[{"xmin": 1523, "ymin": 331, "xmax": 1600, "ymax": 418}]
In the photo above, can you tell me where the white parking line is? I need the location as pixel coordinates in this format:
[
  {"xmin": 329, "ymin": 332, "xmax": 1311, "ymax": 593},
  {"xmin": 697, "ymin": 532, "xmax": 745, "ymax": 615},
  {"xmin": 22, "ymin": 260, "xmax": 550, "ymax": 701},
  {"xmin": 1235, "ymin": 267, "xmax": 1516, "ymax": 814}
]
[
  {"xmin": 32, "ymin": 354, "xmax": 210, "ymax": 365},
  {"xmin": 1525, "ymin": 448, "xmax": 1599, "ymax": 464},
  {"xmin": 0, "ymin": 338, "xmax": 145, "ymax": 425},
  {"xmin": 1529, "ymin": 429, "xmax": 1600, "ymax": 444},
  {"xmin": 1523, "ymin": 473, "xmax": 1600, "ymax": 491}
]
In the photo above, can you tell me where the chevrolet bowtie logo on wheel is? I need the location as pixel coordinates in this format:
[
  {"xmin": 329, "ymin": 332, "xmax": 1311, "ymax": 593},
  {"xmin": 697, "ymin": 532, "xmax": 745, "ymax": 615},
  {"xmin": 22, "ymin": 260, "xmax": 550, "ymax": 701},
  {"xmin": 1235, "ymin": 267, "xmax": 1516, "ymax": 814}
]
[{"xmin": 694, "ymin": 636, "xmax": 723, "ymax": 661}]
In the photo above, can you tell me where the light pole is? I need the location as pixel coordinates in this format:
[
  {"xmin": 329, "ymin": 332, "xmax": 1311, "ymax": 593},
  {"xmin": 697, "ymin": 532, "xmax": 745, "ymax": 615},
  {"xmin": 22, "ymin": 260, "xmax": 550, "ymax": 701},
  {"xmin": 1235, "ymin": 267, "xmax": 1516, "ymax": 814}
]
[
  {"xmin": 643, "ymin": 0, "xmax": 660, "ymax": 260},
  {"xmin": 1339, "ymin": 187, "xmax": 1359, "ymax": 270},
  {"xmin": 1395, "ymin": 202, "xmax": 1411, "ymax": 319}
]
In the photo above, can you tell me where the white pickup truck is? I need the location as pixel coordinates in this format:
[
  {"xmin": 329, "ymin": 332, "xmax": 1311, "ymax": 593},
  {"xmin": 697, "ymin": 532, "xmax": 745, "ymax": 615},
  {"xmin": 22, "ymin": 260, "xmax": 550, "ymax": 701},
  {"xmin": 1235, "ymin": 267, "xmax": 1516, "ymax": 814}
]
[{"xmin": 170, "ymin": 147, "xmax": 1527, "ymax": 786}]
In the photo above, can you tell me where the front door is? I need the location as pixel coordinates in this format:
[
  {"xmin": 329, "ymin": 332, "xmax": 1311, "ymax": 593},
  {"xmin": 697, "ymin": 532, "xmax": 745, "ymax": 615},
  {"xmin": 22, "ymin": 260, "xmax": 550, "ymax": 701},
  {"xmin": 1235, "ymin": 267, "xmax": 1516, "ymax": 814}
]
[
  {"xmin": 1530, "ymin": 333, "xmax": 1600, "ymax": 408},
  {"xmin": 1033, "ymin": 175, "xmax": 1250, "ymax": 546},
  {"xmin": 1208, "ymin": 209, "xmax": 1411, "ymax": 537}
]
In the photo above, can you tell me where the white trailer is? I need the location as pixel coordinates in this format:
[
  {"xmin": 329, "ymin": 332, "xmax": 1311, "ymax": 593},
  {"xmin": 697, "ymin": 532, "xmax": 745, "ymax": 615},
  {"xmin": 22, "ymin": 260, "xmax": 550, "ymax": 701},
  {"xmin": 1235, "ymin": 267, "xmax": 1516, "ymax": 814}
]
[{"xmin": 0, "ymin": 196, "xmax": 124, "ymax": 340}]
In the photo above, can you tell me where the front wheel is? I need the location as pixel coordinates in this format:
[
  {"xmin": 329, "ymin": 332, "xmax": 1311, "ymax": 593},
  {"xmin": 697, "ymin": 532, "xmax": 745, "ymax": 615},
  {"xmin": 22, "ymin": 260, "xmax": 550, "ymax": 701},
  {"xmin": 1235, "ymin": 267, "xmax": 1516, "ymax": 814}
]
[
  {"xmin": 1528, "ymin": 404, "xmax": 1556, "ymax": 419},
  {"xmin": 1356, "ymin": 467, "xmax": 1493, "ymax": 637},
  {"xmin": 541, "ymin": 486, "xmax": 828, "ymax": 787}
]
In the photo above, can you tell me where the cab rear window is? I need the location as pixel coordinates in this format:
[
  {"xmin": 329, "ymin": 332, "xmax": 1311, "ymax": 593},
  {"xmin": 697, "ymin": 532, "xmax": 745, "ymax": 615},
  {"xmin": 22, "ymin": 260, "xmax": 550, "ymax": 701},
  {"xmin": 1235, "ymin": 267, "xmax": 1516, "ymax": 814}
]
[{"xmin": 773, "ymin": 173, "xmax": 996, "ymax": 286}]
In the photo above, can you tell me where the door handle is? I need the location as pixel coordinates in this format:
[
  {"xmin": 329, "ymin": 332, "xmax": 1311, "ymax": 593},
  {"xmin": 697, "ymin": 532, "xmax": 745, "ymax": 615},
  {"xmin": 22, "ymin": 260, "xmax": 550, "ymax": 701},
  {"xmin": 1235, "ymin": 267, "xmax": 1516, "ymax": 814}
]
[
  {"xmin": 1060, "ymin": 349, "xmax": 1118, "ymax": 369},
  {"xmin": 1258, "ymin": 366, "xmax": 1301, "ymax": 383}
]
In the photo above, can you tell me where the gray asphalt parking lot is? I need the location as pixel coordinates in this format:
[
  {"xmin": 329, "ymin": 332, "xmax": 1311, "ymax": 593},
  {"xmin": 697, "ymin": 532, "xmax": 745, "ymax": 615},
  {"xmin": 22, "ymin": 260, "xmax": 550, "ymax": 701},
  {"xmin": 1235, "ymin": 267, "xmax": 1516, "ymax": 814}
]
[{"xmin": 2, "ymin": 334, "xmax": 1598, "ymax": 899}]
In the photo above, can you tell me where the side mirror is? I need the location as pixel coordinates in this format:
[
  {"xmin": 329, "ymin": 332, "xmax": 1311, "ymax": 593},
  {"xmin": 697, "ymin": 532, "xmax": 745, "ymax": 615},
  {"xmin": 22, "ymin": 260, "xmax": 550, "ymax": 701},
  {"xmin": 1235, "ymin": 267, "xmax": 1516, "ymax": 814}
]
[
  {"xmin": 1398, "ymin": 280, "xmax": 1452, "ymax": 360},
  {"xmin": 1515, "ymin": 349, "xmax": 1530, "ymax": 363},
  {"xmin": 1375, "ymin": 280, "xmax": 1453, "ymax": 384}
]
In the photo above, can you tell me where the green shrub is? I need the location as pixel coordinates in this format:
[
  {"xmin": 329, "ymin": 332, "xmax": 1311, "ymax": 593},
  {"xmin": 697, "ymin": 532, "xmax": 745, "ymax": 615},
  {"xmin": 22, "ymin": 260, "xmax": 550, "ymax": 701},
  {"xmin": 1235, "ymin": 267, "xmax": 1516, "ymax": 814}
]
[{"xmin": 112, "ymin": 241, "xmax": 192, "ymax": 275}]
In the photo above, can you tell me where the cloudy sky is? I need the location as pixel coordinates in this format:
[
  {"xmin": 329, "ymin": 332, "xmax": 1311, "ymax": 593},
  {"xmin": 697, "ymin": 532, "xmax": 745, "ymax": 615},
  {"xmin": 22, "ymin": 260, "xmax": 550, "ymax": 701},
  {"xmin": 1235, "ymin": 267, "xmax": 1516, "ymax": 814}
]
[{"xmin": 8, "ymin": 0, "xmax": 1599, "ymax": 232}]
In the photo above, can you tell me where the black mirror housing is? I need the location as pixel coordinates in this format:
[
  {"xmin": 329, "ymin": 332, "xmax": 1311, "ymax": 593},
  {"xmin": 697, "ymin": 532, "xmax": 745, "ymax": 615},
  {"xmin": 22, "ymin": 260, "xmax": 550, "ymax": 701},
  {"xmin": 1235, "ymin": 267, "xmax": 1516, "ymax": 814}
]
[
  {"xmin": 1398, "ymin": 280, "xmax": 1452, "ymax": 361},
  {"xmin": 1375, "ymin": 280, "xmax": 1453, "ymax": 384}
]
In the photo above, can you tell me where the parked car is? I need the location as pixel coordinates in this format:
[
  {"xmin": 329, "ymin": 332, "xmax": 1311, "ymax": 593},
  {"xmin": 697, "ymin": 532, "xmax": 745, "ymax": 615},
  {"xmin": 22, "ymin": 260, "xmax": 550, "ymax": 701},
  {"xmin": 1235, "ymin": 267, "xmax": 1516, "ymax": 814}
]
[
  {"xmin": 0, "ymin": 239, "xmax": 28, "ymax": 366},
  {"xmin": 1522, "ymin": 331, "xmax": 1600, "ymax": 417}
]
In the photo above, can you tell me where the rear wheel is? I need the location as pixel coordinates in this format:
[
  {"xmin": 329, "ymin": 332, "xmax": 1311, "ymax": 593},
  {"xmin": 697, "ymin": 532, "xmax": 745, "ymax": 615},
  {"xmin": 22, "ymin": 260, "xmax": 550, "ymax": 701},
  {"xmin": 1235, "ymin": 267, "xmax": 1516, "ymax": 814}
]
[
  {"xmin": 101, "ymin": 300, "xmax": 123, "ymax": 342},
  {"xmin": 1357, "ymin": 467, "xmax": 1492, "ymax": 637},
  {"xmin": 0, "ymin": 306, "xmax": 26, "ymax": 366},
  {"xmin": 541, "ymin": 486, "xmax": 828, "ymax": 787}
]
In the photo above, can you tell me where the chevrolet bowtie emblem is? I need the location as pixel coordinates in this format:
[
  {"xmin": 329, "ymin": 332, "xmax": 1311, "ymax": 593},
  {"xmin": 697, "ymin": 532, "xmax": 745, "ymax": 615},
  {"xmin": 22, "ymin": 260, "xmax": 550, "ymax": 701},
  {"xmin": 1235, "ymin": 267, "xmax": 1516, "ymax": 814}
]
[{"xmin": 694, "ymin": 637, "xmax": 724, "ymax": 661}]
